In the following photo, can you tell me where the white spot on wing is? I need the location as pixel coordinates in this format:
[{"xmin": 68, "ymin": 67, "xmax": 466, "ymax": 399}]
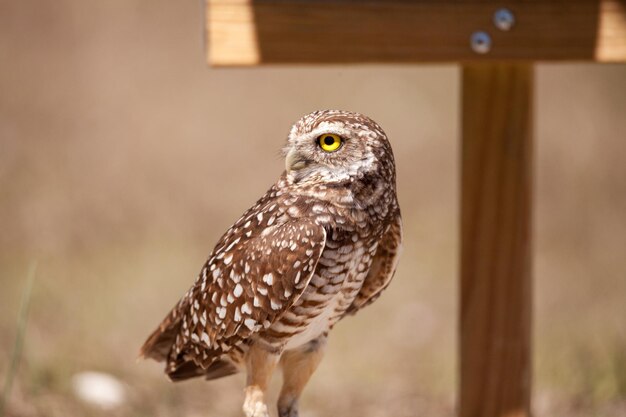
[
  {"xmin": 233, "ymin": 283, "xmax": 243, "ymax": 297},
  {"xmin": 244, "ymin": 318, "xmax": 256, "ymax": 330},
  {"xmin": 241, "ymin": 302, "xmax": 252, "ymax": 315}
]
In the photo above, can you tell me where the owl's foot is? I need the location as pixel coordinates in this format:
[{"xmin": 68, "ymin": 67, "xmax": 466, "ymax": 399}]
[{"xmin": 243, "ymin": 386, "xmax": 269, "ymax": 417}]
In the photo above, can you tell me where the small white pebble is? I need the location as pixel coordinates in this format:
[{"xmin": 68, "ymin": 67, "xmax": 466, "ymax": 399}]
[{"xmin": 72, "ymin": 371, "xmax": 126, "ymax": 410}]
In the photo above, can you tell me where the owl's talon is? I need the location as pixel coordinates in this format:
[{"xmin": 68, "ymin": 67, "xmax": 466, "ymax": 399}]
[{"xmin": 278, "ymin": 399, "xmax": 299, "ymax": 417}]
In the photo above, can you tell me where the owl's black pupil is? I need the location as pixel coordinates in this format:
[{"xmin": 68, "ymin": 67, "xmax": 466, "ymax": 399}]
[{"xmin": 323, "ymin": 136, "xmax": 335, "ymax": 146}]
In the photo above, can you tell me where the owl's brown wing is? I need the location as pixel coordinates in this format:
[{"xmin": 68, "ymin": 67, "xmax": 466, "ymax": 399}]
[
  {"xmin": 346, "ymin": 212, "xmax": 402, "ymax": 315},
  {"xmin": 140, "ymin": 217, "xmax": 326, "ymax": 378}
]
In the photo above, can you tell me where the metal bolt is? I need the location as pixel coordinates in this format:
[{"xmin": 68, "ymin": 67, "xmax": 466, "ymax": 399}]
[
  {"xmin": 494, "ymin": 8, "xmax": 515, "ymax": 31},
  {"xmin": 470, "ymin": 31, "xmax": 491, "ymax": 54}
]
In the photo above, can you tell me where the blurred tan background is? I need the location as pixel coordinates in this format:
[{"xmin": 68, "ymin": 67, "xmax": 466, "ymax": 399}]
[{"xmin": 1, "ymin": 1, "xmax": 625, "ymax": 417}]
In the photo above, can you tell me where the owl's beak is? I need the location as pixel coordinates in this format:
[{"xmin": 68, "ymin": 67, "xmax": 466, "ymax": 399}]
[{"xmin": 285, "ymin": 148, "xmax": 310, "ymax": 173}]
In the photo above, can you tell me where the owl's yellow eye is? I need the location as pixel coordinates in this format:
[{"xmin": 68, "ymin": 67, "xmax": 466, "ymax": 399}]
[{"xmin": 318, "ymin": 134, "xmax": 343, "ymax": 152}]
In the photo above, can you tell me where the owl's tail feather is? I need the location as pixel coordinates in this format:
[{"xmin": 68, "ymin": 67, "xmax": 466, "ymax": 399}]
[
  {"xmin": 139, "ymin": 311, "xmax": 181, "ymax": 362},
  {"xmin": 140, "ymin": 304, "xmax": 240, "ymax": 382},
  {"xmin": 167, "ymin": 359, "xmax": 239, "ymax": 382}
]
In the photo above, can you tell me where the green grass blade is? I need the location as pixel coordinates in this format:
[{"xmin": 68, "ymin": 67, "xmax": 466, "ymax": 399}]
[{"xmin": 0, "ymin": 260, "xmax": 39, "ymax": 417}]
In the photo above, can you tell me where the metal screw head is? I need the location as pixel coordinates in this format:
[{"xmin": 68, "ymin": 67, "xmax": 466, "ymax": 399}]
[
  {"xmin": 494, "ymin": 8, "xmax": 515, "ymax": 31},
  {"xmin": 470, "ymin": 31, "xmax": 491, "ymax": 54}
]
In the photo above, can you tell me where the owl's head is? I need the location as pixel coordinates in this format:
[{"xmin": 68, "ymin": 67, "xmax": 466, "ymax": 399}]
[{"xmin": 283, "ymin": 110, "xmax": 395, "ymax": 185}]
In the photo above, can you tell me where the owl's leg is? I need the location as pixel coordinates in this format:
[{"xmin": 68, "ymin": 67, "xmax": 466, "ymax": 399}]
[
  {"xmin": 243, "ymin": 342, "xmax": 280, "ymax": 417},
  {"xmin": 277, "ymin": 334, "xmax": 327, "ymax": 417}
]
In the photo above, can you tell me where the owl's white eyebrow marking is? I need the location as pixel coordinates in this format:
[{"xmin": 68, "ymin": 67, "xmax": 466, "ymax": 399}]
[{"xmin": 298, "ymin": 125, "xmax": 351, "ymax": 143}]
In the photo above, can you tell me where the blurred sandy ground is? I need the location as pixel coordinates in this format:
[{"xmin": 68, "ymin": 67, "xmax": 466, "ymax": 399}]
[{"xmin": 0, "ymin": 1, "xmax": 625, "ymax": 416}]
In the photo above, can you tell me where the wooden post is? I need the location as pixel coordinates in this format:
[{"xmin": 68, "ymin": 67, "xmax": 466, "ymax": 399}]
[{"xmin": 460, "ymin": 64, "xmax": 533, "ymax": 417}]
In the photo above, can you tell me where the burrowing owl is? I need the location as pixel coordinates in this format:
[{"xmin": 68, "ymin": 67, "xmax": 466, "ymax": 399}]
[{"xmin": 141, "ymin": 110, "xmax": 402, "ymax": 417}]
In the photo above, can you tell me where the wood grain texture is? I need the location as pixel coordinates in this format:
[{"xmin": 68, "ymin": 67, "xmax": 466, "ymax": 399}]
[
  {"xmin": 207, "ymin": 0, "xmax": 626, "ymax": 65},
  {"xmin": 460, "ymin": 64, "xmax": 533, "ymax": 417}
]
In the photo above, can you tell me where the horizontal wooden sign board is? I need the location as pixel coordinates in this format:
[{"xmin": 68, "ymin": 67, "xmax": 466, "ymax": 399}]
[{"xmin": 206, "ymin": 0, "xmax": 626, "ymax": 65}]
